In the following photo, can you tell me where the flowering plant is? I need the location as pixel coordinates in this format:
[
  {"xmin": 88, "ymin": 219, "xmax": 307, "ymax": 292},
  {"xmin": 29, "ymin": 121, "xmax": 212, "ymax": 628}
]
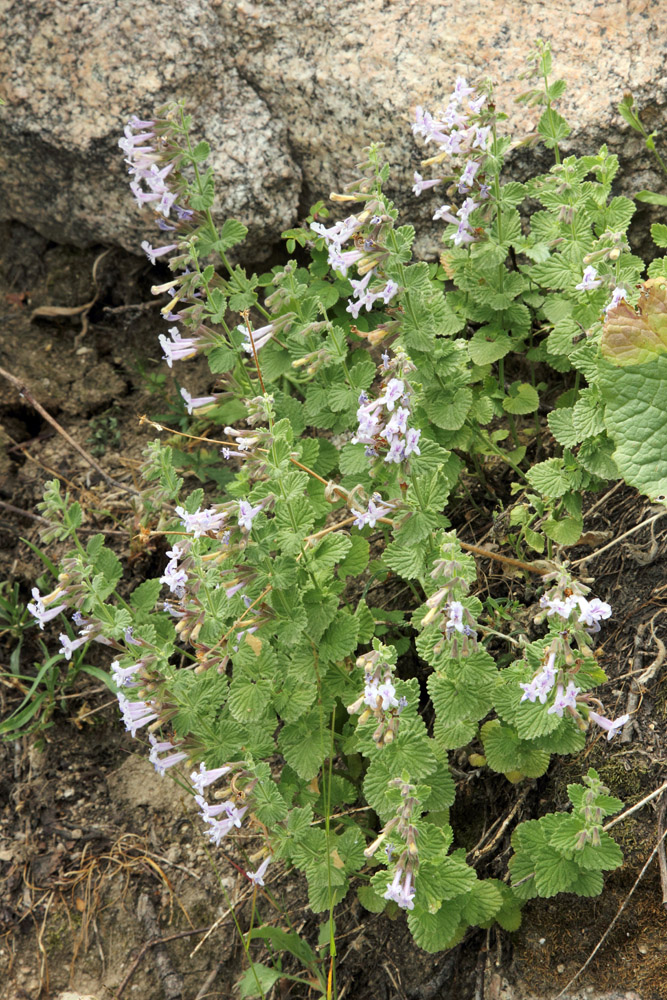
[{"xmin": 31, "ymin": 42, "xmax": 662, "ymax": 961}]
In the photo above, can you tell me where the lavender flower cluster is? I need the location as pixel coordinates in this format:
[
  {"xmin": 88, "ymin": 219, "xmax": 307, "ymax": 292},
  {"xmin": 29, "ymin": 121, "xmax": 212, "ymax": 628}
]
[
  {"xmin": 352, "ymin": 364, "xmax": 421, "ymax": 466},
  {"xmin": 519, "ymin": 589, "xmax": 628, "ymax": 739},
  {"xmin": 347, "ymin": 646, "xmax": 406, "ymax": 746},
  {"xmin": 411, "ymin": 76, "xmax": 491, "ymax": 246}
]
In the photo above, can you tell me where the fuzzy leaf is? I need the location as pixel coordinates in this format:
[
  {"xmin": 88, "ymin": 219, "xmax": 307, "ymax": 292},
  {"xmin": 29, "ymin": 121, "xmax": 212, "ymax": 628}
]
[
  {"xmin": 469, "ymin": 329, "xmax": 512, "ymax": 365},
  {"xmin": 503, "ymin": 382, "xmax": 539, "ymax": 414},
  {"xmin": 525, "ymin": 458, "xmax": 573, "ymax": 498},
  {"xmin": 481, "ymin": 720, "xmax": 551, "ymax": 779},
  {"xmin": 599, "ymin": 354, "xmax": 667, "ymax": 498}
]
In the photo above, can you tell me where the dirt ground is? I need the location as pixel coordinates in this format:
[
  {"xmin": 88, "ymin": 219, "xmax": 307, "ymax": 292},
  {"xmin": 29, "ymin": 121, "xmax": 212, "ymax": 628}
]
[{"xmin": 0, "ymin": 220, "xmax": 666, "ymax": 1000}]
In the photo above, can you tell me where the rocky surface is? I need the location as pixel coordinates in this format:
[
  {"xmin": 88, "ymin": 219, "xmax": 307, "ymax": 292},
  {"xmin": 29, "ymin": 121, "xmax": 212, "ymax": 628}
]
[
  {"xmin": 1, "ymin": 1, "xmax": 667, "ymax": 260},
  {"xmin": 2, "ymin": 2, "xmax": 667, "ymax": 261}
]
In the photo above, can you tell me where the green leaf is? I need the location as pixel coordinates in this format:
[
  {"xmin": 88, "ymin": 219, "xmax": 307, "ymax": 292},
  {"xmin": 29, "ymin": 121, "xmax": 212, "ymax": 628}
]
[
  {"xmin": 338, "ymin": 535, "xmax": 369, "ymax": 578},
  {"xmin": 533, "ymin": 848, "xmax": 580, "ymax": 897},
  {"xmin": 572, "ymin": 389, "xmax": 604, "ymax": 438},
  {"xmin": 279, "ymin": 714, "xmax": 327, "ymax": 780},
  {"xmin": 383, "ymin": 538, "xmax": 427, "ymax": 580},
  {"xmin": 481, "ymin": 720, "xmax": 551, "ymax": 779},
  {"xmin": 189, "ymin": 167, "xmax": 215, "ymax": 211},
  {"xmin": 423, "ymin": 387, "xmax": 473, "ymax": 431},
  {"xmin": 434, "ymin": 717, "xmax": 478, "ymax": 750},
  {"xmin": 129, "ymin": 579, "xmax": 162, "ymax": 613},
  {"xmin": 215, "ymin": 219, "xmax": 249, "ymax": 253},
  {"xmin": 252, "ymin": 778, "xmax": 289, "ymax": 824},
  {"xmin": 493, "ymin": 886, "xmax": 523, "ymax": 931},
  {"xmin": 227, "ymin": 675, "xmax": 273, "ymax": 723},
  {"xmin": 247, "ymin": 925, "xmax": 319, "ymax": 974},
  {"xmin": 543, "ymin": 515, "xmax": 582, "ymax": 546},
  {"xmin": 311, "ymin": 533, "xmax": 352, "ymax": 573},
  {"xmin": 468, "ymin": 329, "xmax": 512, "ymax": 365},
  {"xmin": 526, "ymin": 458, "xmax": 573, "ymax": 498},
  {"xmin": 407, "ymin": 901, "xmax": 465, "ymax": 953},
  {"xmin": 577, "ymin": 832, "xmax": 624, "ymax": 872},
  {"xmin": 191, "ymin": 140, "xmax": 210, "ymax": 163},
  {"xmin": 357, "ymin": 884, "xmax": 388, "ymax": 913},
  {"xmin": 427, "ymin": 653, "xmax": 497, "ymax": 723},
  {"xmin": 653, "ymin": 224, "xmax": 667, "ymax": 248},
  {"xmin": 319, "ymin": 611, "xmax": 359, "ymax": 661},
  {"xmin": 461, "ymin": 879, "xmax": 503, "ymax": 924},
  {"xmin": 503, "ymin": 382, "xmax": 539, "ymax": 414},
  {"xmin": 237, "ymin": 964, "xmax": 281, "ymax": 998},
  {"xmin": 599, "ymin": 355, "xmax": 667, "ymax": 498},
  {"xmin": 207, "ymin": 345, "xmax": 236, "ymax": 373},
  {"xmin": 636, "ymin": 190, "xmax": 667, "ymax": 206}
]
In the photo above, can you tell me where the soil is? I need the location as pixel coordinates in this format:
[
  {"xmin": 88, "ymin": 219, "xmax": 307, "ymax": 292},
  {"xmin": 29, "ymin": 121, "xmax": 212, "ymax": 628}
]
[{"xmin": 0, "ymin": 221, "xmax": 666, "ymax": 1000}]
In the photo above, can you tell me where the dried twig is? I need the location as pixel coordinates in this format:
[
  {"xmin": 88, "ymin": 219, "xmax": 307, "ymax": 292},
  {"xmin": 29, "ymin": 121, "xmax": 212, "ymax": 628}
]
[
  {"xmin": 603, "ymin": 779, "xmax": 667, "ymax": 833},
  {"xmin": 116, "ymin": 920, "xmax": 213, "ymax": 998},
  {"xmin": 553, "ymin": 823, "xmax": 667, "ymax": 999},
  {"xmin": 30, "ymin": 247, "xmax": 112, "ymax": 343},
  {"xmin": 622, "ymin": 619, "xmax": 666, "ymax": 742},
  {"xmin": 657, "ymin": 797, "xmax": 667, "ymax": 907},
  {"xmin": 469, "ymin": 784, "xmax": 532, "ymax": 864},
  {"xmin": 571, "ymin": 508, "xmax": 667, "ymax": 566},
  {"xmin": 0, "ymin": 364, "xmax": 139, "ymax": 498}
]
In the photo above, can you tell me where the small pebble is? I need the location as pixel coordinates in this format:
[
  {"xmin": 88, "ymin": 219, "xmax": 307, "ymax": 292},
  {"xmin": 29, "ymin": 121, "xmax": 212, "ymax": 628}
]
[{"xmin": 556, "ymin": 963, "xmax": 565, "ymax": 974}]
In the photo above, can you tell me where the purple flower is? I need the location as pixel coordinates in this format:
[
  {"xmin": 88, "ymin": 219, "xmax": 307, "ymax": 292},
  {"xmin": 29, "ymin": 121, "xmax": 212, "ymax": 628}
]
[
  {"xmin": 158, "ymin": 327, "xmax": 200, "ymax": 367},
  {"xmin": 117, "ymin": 692, "xmax": 159, "ymax": 737},
  {"xmin": 149, "ymin": 735, "xmax": 188, "ymax": 776},
  {"xmin": 384, "ymin": 406, "xmax": 410, "ymax": 441},
  {"xmin": 458, "ymin": 159, "xmax": 481, "ymax": 191},
  {"xmin": 577, "ymin": 597, "xmax": 611, "ymax": 631},
  {"xmin": 433, "ymin": 204, "xmax": 457, "ymax": 223},
  {"xmin": 190, "ymin": 763, "xmax": 231, "ymax": 795},
  {"xmin": 588, "ymin": 710, "xmax": 630, "ymax": 740},
  {"xmin": 453, "ymin": 76, "xmax": 475, "ymax": 103},
  {"xmin": 451, "ymin": 221, "xmax": 475, "ymax": 247},
  {"xmin": 469, "ymin": 94, "xmax": 487, "ymax": 113},
  {"xmin": 111, "ymin": 659, "xmax": 142, "ymax": 688},
  {"xmin": 383, "ymin": 868, "xmax": 415, "ymax": 910},
  {"xmin": 238, "ymin": 499, "xmax": 262, "ymax": 531},
  {"xmin": 547, "ymin": 681, "xmax": 580, "ymax": 718},
  {"xmin": 327, "ymin": 246, "xmax": 364, "ymax": 276},
  {"xmin": 404, "ymin": 427, "xmax": 421, "ymax": 457},
  {"xmin": 382, "ymin": 378, "xmax": 405, "ymax": 412},
  {"xmin": 237, "ymin": 321, "xmax": 275, "ymax": 354},
  {"xmin": 180, "ymin": 387, "xmax": 217, "ymax": 414},
  {"xmin": 458, "ymin": 198, "xmax": 479, "ymax": 222},
  {"xmin": 377, "ymin": 680, "xmax": 399, "ymax": 711},
  {"xmin": 175, "ymin": 505, "xmax": 227, "ymax": 538},
  {"xmin": 58, "ymin": 633, "xmax": 88, "ymax": 660},
  {"xmin": 384, "ymin": 438, "xmax": 406, "ymax": 463},
  {"xmin": 247, "ymin": 856, "xmax": 272, "ymax": 887},
  {"xmin": 604, "ymin": 287, "xmax": 627, "ymax": 314},
  {"xmin": 473, "ymin": 126, "xmax": 491, "ymax": 150},
  {"xmin": 575, "ymin": 266, "xmax": 603, "ymax": 292},
  {"xmin": 412, "ymin": 171, "xmax": 442, "ymax": 196},
  {"xmin": 445, "ymin": 601, "xmax": 465, "ymax": 638},
  {"xmin": 540, "ymin": 594, "xmax": 578, "ymax": 620},
  {"xmin": 141, "ymin": 241, "xmax": 178, "ymax": 265},
  {"xmin": 353, "ymin": 497, "xmax": 392, "ymax": 530},
  {"xmin": 379, "ymin": 280, "xmax": 399, "ymax": 305},
  {"xmin": 27, "ymin": 587, "xmax": 66, "ymax": 629},
  {"xmin": 160, "ymin": 556, "xmax": 188, "ymax": 597}
]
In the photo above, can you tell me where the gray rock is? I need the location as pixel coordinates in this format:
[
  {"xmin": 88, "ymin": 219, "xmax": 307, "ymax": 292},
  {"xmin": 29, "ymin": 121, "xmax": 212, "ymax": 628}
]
[
  {"xmin": 1, "ymin": 0, "xmax": 666, "ymax": 262},
  {"xmin": 0, "ymin": 0, "xmax": 301, "ymax": 260}
]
